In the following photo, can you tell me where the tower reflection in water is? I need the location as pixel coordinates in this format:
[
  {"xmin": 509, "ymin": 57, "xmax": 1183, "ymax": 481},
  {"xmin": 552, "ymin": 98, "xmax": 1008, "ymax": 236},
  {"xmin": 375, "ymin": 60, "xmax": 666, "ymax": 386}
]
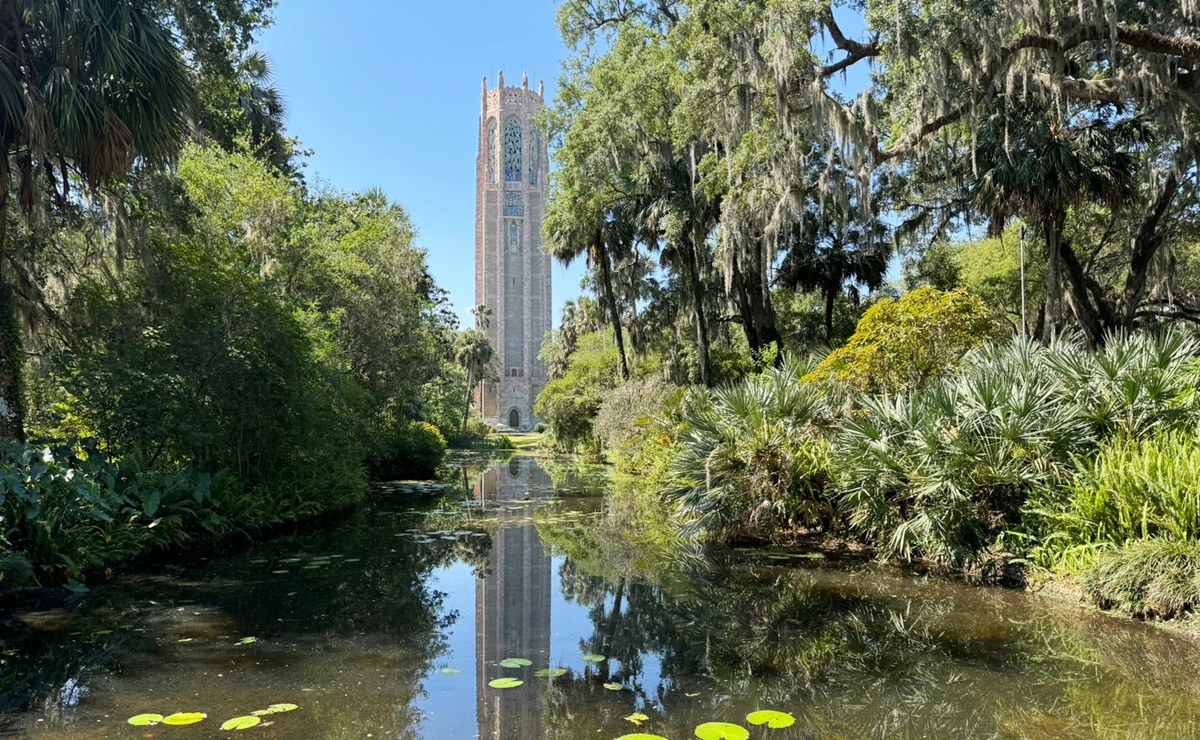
[{"xmin": 474, "ymin": 456, "xmax": 553, "ymax": 739}]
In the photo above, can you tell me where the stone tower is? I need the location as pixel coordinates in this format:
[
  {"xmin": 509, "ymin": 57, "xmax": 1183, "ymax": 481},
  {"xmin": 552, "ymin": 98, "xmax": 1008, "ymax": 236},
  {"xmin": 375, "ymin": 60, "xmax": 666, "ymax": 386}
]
[{"xmin": 475, "ymin": 72, "xmax": 552, "ymax": 431}]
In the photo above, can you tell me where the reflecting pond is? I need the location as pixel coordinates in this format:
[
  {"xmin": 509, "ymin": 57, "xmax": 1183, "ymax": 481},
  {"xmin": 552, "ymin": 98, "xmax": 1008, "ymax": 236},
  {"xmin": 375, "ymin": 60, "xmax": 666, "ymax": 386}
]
[{"xmin": 2, "ymin": 454, "xmax": 1200, "ymax": 739}]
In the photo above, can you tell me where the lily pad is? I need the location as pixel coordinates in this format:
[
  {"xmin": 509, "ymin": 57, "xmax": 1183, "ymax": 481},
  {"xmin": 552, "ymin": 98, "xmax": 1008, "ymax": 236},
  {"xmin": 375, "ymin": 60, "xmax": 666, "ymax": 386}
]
[
  {"xmin": 581, "ymin": 653, "xmax": 606, "ymax": 663},
  {"xmin": 616, "ymin": 735, "xmax": 670, "ymax": 740},
  {"xmin": 162, "ymin": 712, "xmax": 207, "ymax": 726},
  {"xmin": 488, "ymin": 677, "xmax": 524, "ymax": 689},
  {"xmin": 127, "ymin": 714, "xmax": 164, "ymax": 726},
  {"xmin": 266, "ymin": 703, "xmax": 298, "ymax": 713},
  {"xmin": 237, "ymin": 637, "xmax": 257, "ymax": 645},
  {"xmin": 603, "ymin": 682, "xmax": 623, "ymax": 691},
  {"xmin": 220, "ymin": 716, "xmax": 261, "ymax": 730},
  {"xmin": 624, "ymin": 712, "xmax": 650, "ymax": 726},
  {"xmin": 746, "ymin": 710, "xmax": 795, "ymax": 729},
  {"xmin": 440, "ymin": 667, "xmax": 463, "ymax": 675},
  {"xmin": 499, "ymin": 657, "xmax": 532, "ymax": 668},
  {"xmin": 694, "ymin": 722, "xmax": 750, "ymax": 740},
  {"xmin": 534, "ymin": 668, "xmax": 567, "ymax": 677}
]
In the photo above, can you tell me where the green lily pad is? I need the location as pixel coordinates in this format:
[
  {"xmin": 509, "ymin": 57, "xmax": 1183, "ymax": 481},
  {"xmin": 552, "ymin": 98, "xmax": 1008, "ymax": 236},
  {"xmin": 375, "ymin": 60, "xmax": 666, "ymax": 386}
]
[
  {"xmin": 237, "ymin": 637, "xmax": 257, "ymax": 645},
  {"xmin": 488, "ymin": 677, "xmax": 524, "ymax": 689},
  {"xmin": 581, "ymin": 653, "xmax": 606, "ymax": 663},
  {"xmin": 534, "ymin": 668, "xmax": 567, "ymax": 677},
  {"xmin": 616, "ymin": 735, "xmax": 670, "ymax": 740},
  {"xmin": 440, "ymin": 667, "xmax": 463, "ymax": 675},
  {"xmin": 694, "ymin": 722, "xmax": 750, "ymax": 740},
  {"xmin": 266, "ymin": 703, "xmax": 298, "ymax": 713},
  {"xmin": 127, "ymin": 714, "xmax": 164, "ymax": 726},
  {"xmin": 499, "ymin": 657, "xmax": 532, "ymax": 668},
  {"xmin": 220, "ymin": 716, "xmax": 261, "ymax": 730},
  {"xmin": 746, "ymin": 710, "xmax": 795, "ymax": 729},
  {"xmin": 162, "ymin": 712, "xmax": 207, "ymax": 726},
  {"xmin": 603, "ymin": 682, "xmax": 623, "ymax": 691}
]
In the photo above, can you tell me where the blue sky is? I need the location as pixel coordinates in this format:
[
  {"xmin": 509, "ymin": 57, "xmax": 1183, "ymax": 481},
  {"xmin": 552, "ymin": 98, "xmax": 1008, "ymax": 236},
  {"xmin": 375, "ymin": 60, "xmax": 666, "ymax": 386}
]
[
  {"xmin": 259, "ymin": 0, "xmax": 583, "ymax": 328},
  {"xmin": 260, "ymin": 3, "xmax": 876, "ymax": 329}
]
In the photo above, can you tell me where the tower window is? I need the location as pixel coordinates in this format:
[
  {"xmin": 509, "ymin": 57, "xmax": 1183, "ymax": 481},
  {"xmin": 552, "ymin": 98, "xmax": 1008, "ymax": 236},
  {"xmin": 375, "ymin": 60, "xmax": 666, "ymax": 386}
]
[
  {"xmin": 528, "ymin": 128, "xmax": 540, "ymax": 185},
  {"xmin": 487, "ymin": 118, "xmax": 497, "ymax": 183},
  {"xmin": 504, "ymin": 191, "xmax": 524, "ymax": 217},
  {"xmin": 507, "ymin": 221, "xmax": 520, "ymax": 251},
  {"xmin": 503, "ymin": 120, "xmax": 522, "ymax": 181}
]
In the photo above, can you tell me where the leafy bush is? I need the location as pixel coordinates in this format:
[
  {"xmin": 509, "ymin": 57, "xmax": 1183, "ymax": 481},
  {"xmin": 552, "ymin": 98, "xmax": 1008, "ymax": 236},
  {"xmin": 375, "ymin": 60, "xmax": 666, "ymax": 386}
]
[
  {"xmin": 835, "ymin": 339, "xmax": 1088, "ymax": 566},
  {"xmin": 0, "ymin": 441, "xmax": 247, "ymax": 579},
  {"xmin": 368, "ymin": 421, "xmax": 447, "ymax": 480},
  {"xmin": 834, "ymin": 331, "xmax": 1200, "ymax": 567},
  {"xmin": 535, "ymin": 331, "xmax": 623, "ymax": 451},
  {"xmin": 1062, "ymin": 431, "xmax": 1200, "ymax": 545},
  {"xmin": 593, "ymin": 376, "xmax": 673, "ymax": 463},
  {"xmin": 1076, "ymin": 539, "xmax": 1200, "ymax": 619},
  {"xmin": 668, "ymin": 357, "xmax": 836, "ymax": 541},
  {"xmin": 805, "ymin": 287, "xmax": 1003, "ymax": 394}
]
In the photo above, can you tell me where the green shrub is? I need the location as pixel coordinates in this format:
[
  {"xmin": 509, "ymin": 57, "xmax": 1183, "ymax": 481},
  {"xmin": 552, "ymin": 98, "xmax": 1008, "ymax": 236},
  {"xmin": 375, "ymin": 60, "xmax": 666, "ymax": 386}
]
[
  {"xmin": 668, "ymin": 357, "xmax": 835, "ymax": 541},
  {"xmin": 535, "ymin": 331, "xmax": 622, "ymax": 451},
  {"xmin": 0, "ymin": 551, "xmax": 33, "ymax": 594},
  {"xmin": 834, "ymin": 338, "xmax": 1089, "ymax": 566},
  {"xmin": 805, "ymin": 287, "xmax": 1003, "ymax": 394},
  {"xmin": 1076, "ymin": 538, "xmax": 1200, "ymax": 619},
  {"xmin": 368, "ymin": 421, "xmax": 447, "ymax": 480},
  {"xmin": 1065, "ymin": 431, "xmax": 1200, "ymax": 544},
  {"xmin": 0, "ymin": 441, "xmax": 247, "ymax": 578},
  {"xmin": 593, "ymin": 376, "xmax": 673, "ymax": 463}
]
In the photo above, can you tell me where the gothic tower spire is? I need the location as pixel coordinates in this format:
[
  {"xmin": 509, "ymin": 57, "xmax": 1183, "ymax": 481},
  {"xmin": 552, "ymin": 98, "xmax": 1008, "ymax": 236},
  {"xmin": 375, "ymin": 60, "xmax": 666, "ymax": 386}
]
[{"xmin": 474, "ymin": 73, "xmax": 551, "ymax": 431}]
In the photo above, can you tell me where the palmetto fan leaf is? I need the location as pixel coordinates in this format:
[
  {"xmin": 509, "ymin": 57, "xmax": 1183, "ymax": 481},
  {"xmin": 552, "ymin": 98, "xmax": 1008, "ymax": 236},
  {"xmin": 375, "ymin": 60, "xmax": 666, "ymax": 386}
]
[{"xmin": 0, "ymin": 0, "xmax": 192, "ymax": 208}]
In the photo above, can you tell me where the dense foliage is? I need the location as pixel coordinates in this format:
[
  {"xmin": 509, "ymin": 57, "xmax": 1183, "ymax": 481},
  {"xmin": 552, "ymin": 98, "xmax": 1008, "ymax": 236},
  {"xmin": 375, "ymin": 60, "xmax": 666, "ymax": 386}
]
[{"xmin": 0, "ymin": 2, "xmax": 470, "ymax": 586}]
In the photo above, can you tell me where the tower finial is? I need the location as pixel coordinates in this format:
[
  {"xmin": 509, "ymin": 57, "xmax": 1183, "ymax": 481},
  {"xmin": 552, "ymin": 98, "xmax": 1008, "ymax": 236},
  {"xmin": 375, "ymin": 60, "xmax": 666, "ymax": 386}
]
[
  {"xmin": 538, "ymin": 80, "xmax": 544, "ymax": 98},
  {"xmin": 482, "ymin": 76, "xmax": 488, "ymax": 92},
  {"xmin": 522, "ymin": 72, "xmax": 529, "ymax": 90},
  {"xmin": 498, "ymin": 70, "xmax": 505, "ymax": 89}
]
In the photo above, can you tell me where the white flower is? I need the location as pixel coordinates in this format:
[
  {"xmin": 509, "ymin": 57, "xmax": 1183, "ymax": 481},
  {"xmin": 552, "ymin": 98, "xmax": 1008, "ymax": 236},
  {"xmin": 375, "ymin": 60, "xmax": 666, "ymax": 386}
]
[{"xmin": 42, "ymin": 448, "xmax": 53, "ymax": 463}]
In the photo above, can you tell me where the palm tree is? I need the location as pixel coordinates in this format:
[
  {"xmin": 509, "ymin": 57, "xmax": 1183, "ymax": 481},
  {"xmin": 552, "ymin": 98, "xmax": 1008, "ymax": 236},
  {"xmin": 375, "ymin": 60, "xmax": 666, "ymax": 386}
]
[
  {"xmin": 0, "ymin": 0, "xmax": 192, "ymax": 441},
  {"xmin": 777, "ymin": 203, "xmax": 891, "ymax": 343},
  {"xmin": 236, "ymin": 49, "xmax": 289, "ymax": 170},
  {"xmin": 454, "ymin": 329, "xmax": 496, "ymax": 436},
  {"xmin": 971, "ymin": 103, "xmax": 1144, "ymax": 342},
  {"xmin": 471, "ymin": 304, "xmax": 492, "ymax": 331}
]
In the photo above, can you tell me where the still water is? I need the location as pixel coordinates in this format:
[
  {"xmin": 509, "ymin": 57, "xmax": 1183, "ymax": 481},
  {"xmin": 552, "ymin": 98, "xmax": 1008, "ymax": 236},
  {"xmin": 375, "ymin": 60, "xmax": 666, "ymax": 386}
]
[{"xmin": 2, "ymin": 454, "xmax": 1200, "ymax": 739}]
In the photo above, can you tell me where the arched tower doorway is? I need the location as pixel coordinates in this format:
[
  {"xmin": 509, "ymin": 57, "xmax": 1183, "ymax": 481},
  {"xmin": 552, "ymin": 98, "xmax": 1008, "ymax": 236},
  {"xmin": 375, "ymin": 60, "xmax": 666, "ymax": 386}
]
[{"xmin": 508, "ymin": 408, "xmax": 521, "ymax": 429}]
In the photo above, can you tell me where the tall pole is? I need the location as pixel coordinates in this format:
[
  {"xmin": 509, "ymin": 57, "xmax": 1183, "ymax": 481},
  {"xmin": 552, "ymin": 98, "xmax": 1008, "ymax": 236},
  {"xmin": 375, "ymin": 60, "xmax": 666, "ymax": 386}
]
[{"xmin": 1019, "ymin": 223, "xmax": 1028, "ymax": 339}]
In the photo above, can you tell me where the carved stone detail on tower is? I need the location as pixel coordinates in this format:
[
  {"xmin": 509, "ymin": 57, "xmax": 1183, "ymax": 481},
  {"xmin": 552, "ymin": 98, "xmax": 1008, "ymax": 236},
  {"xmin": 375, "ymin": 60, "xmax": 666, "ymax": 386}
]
[{"xmin": 475, "ymin": 73, "xmax": 552, "ymax": 431}]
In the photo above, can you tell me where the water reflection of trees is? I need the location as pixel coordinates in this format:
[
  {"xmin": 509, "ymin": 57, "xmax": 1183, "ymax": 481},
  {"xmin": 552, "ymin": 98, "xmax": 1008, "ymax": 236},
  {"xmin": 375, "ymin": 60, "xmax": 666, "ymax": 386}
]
[
  {"xmin": 539, "ymin": 508, "xmax": 1200, "ymax": 740},
  {"xmin": 0, "ymin": 493, "xmax": 465, "ymax": 738}
]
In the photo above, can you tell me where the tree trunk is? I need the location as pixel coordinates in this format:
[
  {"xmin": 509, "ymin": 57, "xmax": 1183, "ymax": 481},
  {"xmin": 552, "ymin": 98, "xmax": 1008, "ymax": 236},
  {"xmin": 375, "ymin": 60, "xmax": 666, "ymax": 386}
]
[
  {"xmin": 684, "ymin": 230, "xmax": 711, "ymax": 387},
  {"xmin": 1043, "ymin": 216, "xmax": 1063, "ymax": 333},
  {"xmin": 0, "ymin": 209, "xmax": 24, "ymax": 443},
  {"xmin": 1121, "ymin": 170, "xmax": 1179, "ymax": 329},
  {"xmin": 461, "ymin": 367, "xmax": 474, "ymax": 437},
  {"xmin": 824, "ymin": 287, "xmax": 836, "ymax": 343},
  {"xmin": 729, "ymin": 240, "xmax": 782, "ymax": 357},
  {"xmin": 594, "ymin": 235, "xmax": 628, "ymax": 380},
  {"xmin": 1058, "ymin": 239, "xmax": 1111, "ymax": 347}
]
